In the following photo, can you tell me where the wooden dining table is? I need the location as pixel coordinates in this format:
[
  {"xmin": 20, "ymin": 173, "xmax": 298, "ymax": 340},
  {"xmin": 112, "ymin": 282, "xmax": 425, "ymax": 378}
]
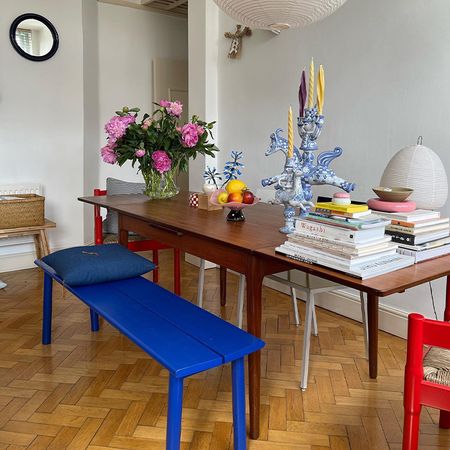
[{"xmin": 79, "ymin": 192, "xmax": 450, "ymax": 440}]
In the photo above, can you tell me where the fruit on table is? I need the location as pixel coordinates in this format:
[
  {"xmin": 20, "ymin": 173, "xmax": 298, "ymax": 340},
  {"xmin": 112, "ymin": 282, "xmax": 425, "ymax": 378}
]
[
  {"xmin": 228, "ymin": 192, "xmax": 243, "ymax": 203},
  {"xmin": 217, "ymin": 191, "xmax": 229, "ymax": 204},
  {"xmin": 226, "ymin": 179, "xmax": 247, "ymax": 194},
  {"xmin": 242, "ymin": 190, "xmax": 255, "ymax": 204}
]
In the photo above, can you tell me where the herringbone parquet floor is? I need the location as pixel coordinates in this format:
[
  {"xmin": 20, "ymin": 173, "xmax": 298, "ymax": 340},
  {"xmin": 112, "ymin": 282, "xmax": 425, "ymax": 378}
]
[{"xmin": 0, "ymin": 251, "xmax": 449, "ymax": 449}]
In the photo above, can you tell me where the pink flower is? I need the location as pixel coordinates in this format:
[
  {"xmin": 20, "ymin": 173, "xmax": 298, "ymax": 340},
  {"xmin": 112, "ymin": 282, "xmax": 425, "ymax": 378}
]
[
  {"xmin": 167, "ymin": 101, "xmax": 183, "ymax": 118},
  {"xmin": 135, "ymin": 149, "xmax": 146, "ymax": 158},
  {"xmin": 141, "ymin": 118, "xmax": 152, "ymax": 130},
  {"xmin": 152, "ymin": 150, "xmax": 172, "ymax": 174},
  {"xmin": 159, "ymin": 100, "xmax": 171, "ymax": 108},
  {"xmin": 101, "ymin": 144, "xmax": 117, "ymax": 164},
  {"xmin": 196, "ymin": 125, "xmax": 205, "ymax": 136},
  {"xmin": 104, "ymin": 115, "xmax": 135, "ymax": 143},
  {"xmin": 180, "ymin": 123, "xmax": 199, "ymax": 148}
]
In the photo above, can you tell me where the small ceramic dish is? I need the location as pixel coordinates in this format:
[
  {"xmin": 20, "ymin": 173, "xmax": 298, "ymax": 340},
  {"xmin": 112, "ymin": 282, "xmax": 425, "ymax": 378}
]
[
  {"xmin": 209, "ymin": 189, "xmax": 260, "ymax": 221},
  {"xmin": 372, "ymin": 186, "xmax": 413, "ymax": 202}
]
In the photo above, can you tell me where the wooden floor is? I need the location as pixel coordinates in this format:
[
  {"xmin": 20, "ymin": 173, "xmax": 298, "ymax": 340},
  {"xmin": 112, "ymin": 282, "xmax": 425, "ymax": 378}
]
[{"xmin": 0, "ymin": 251, "xmax": 449, "ymax": 450}]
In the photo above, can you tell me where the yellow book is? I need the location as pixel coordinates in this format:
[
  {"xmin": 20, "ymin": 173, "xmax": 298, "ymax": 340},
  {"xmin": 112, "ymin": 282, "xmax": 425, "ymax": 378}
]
[{"xmin": 314, "ymin": 202, "xmax": 369, "ymax": 213}]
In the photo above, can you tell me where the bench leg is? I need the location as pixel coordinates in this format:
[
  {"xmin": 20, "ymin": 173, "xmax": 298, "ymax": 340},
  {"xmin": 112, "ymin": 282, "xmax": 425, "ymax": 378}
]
[
  {"xmin": 90, "ymin": 309, "xmax": 100, "ymax": 332},
  {"xmin": 232, "ymin": 357, "xmax": 247, "ymax": 450},
  {"xmin": 166, "ymin": 374, "xmax": 184, "ymax": 450},
  {"xmin": 42, "ymin": 273, "xmax": 53, "ymax": 345}
]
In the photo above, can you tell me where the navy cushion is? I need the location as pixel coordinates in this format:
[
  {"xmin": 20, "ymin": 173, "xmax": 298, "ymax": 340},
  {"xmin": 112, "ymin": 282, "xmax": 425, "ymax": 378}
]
[{"xmin": 41, "ymin": 244, "xmax": 155, "ymax": 286}]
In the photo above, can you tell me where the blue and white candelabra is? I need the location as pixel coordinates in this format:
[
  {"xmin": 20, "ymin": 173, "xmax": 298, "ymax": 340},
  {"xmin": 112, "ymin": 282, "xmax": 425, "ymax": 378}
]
[{"xmin": 262, "ymin": 106, "xmax": 356, "ymax": 233}]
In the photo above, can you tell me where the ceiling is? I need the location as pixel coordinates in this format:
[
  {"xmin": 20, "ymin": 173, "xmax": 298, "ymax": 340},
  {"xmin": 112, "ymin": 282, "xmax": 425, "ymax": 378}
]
[{"xmin": 99, "ymin": 0, "xmax": 188, "ymax": 17}]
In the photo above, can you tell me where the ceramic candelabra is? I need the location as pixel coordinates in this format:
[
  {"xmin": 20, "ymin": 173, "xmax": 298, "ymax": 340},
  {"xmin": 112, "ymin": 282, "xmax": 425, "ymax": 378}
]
[{"xmin": 262, "ymin": 106, "xmax": 356, "ymax": 233}]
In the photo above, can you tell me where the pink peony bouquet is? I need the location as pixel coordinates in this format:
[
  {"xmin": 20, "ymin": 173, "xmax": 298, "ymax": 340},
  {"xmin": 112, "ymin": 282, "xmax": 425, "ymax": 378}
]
[{"xmin": 101, "ymin": 103, "xmax": 218, "ymax": 175}]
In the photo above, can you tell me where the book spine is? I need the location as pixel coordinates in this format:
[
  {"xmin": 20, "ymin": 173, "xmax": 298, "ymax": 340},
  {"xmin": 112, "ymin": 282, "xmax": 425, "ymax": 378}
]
[
  {"xmin": 385, "ymin": 230, "xmax": 417, "ymax": 245},
  {"xmin": 386, "ymin": 225, "xmax": 417, "ymax": 234},
  {"xmin": 390, "ymin": 220, "xmax": 414, "ymax": 228},
  {"xmin": 295, "ymin": 220, "xmax": 359, "ymax": 242},
  {"xmin": 315, "ymin": 203, "xmax": 368, "ymax": 213}
]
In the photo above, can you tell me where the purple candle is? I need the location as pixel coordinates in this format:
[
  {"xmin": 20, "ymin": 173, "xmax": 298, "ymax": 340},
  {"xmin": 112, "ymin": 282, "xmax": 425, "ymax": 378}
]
[{"xmin": 298, "ymin": 70, "xmax": 307, "ymax": 118}]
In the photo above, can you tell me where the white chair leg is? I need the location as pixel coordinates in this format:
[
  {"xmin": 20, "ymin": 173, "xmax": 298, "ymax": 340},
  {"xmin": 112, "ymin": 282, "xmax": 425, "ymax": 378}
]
[
  {"xmin": 360, "ymin": 291, "xmax": 369, "ymax": 360},
  {"xmin": 196, "ymin": 258, "xmax": 206, "ymax": 308},
  {"xmin": 300, "ymin": 291, "xmax": 314, "ymax": 390},
  {"xmin": 290, "ymin": 287, "xmax": 300, "ymax": 326},
  {"xmin": 310, "ymin": 293, "xmax": 319, "ymax": 336},
  {"xmin": 237, "ymin": 274, "xmax": 246, "ymax": 329}
]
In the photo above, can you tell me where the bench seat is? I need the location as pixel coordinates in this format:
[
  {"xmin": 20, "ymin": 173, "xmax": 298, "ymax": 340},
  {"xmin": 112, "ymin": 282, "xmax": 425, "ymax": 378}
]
[{"xmin": 35, "ymin": 259, "xmax": 264, "ymax": 450}]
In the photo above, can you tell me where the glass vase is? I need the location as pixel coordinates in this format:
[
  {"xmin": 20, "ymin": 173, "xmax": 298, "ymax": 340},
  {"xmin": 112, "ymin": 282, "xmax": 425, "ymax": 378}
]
[{"xmin": 142, "ymin": 168, "xmax": 179, "ymax": 199}]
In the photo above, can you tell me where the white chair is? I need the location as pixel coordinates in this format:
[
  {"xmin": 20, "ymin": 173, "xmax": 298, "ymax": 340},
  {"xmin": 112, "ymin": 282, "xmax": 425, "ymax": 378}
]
[{"xmin": 232, "ymin": 271, "xmax": 369, "ymax": 391}]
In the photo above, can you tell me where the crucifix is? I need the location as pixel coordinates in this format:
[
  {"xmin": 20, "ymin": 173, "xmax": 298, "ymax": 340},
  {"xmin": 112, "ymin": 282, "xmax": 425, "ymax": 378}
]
[{"xmin": 224, "ymin": 25, "xmax": 252, "ymax": 59}]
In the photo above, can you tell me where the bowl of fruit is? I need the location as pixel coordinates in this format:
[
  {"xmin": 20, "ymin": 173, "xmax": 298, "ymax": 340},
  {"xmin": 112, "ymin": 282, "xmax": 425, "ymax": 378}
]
[{"xmin": 209, "ymin": 180, "xmax": 259, "ymax": 222}]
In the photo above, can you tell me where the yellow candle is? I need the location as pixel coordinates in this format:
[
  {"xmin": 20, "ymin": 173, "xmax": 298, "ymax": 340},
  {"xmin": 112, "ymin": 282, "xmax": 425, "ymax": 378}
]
[
  {"xmin": 308, "ymin": 58, "xmax": 315, "ymax": 109},
  {"xmin": 317, "ymin": 64, "xmax": 325, "ymax": 114},
  {"xmin": 288, "ymin": 106, "xmax": 294, "ymax": 158}
]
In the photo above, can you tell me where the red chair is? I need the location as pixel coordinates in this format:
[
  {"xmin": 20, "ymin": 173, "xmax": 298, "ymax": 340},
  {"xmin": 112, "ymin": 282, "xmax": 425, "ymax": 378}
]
[
  {"xmin": 93, "ymin": 189, "xmax": 181, "ymax": 295},
  {"xmin": 403, "ymin": 312, "xmax": 450, "ymax": 449}
]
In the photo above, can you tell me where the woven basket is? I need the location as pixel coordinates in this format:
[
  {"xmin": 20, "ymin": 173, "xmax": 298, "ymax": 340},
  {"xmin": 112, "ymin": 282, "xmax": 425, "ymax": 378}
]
[{"xmin": 0, "ymin": 194, "xmax": 45, "ymax": 229}]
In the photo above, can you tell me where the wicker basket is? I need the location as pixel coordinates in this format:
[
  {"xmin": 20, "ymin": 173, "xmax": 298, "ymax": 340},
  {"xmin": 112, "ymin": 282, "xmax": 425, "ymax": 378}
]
[{"xmin": 0, "ymin": 194, "xmax": 45, "ymax": 229}]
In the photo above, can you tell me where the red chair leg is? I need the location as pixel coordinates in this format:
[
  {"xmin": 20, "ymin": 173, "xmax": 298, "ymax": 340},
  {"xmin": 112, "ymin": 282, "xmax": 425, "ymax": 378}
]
[
  {"xmin": 403, "ymin": 406, "xmax": 421, "ymax": 450},
  {"xmin": 439, "ymin": 410, "xmax": 450, "ymax": 429},
  {"xmin": 174, "ymin": 248, "xmax": 181, "ymax": 296},
  {"xmin": 153, "ymin": 250, "xmax": 159, "ymax": 284}
]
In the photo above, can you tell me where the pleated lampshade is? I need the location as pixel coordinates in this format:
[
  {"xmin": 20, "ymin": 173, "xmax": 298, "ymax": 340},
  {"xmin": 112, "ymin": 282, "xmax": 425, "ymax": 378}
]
[
  {"xmin": 380, "ymin": 142, "xmax": 448, "ymax": 209},
  {"xmin": 213, "ymin": 0, "xmax": 348, "ymax": 31}
]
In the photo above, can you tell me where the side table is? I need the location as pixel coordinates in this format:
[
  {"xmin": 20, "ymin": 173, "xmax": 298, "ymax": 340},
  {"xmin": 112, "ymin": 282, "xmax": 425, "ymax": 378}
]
[{"xmin": 0, "ymin": 219, "xmax": 56, "ymax": 259}]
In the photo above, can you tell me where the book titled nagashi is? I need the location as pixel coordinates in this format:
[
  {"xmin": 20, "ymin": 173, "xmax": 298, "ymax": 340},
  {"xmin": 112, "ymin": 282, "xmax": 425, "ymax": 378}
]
[{"xmin": 295, "ymin": 218, "xmax": 385, "ymax": 244}]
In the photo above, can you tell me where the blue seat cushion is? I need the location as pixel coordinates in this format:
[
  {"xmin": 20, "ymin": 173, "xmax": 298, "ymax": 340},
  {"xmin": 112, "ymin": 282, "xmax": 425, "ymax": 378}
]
[{"xmin": 40, "ymin": 244, "xmax": 155, "ymax": 286}]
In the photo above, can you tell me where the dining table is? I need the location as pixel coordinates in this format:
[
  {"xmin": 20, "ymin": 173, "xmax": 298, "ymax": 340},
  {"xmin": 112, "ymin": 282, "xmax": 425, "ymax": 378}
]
[{"xmin": 79, "ymin": 192, "xmax": 450, "ymax": 440}]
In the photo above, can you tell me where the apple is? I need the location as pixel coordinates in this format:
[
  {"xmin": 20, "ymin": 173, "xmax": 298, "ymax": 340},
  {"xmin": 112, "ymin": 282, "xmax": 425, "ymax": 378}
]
[
  {"xmin": 242, "ymin": 190, "xmax": 255, "ymax": 204},
  {"xmin": 227, "ymin": 192, "xmax": 243, "ymax": 203},
  {"xmin": 217, "ymin": 191, "xmax": 229, "ymax": 204}
]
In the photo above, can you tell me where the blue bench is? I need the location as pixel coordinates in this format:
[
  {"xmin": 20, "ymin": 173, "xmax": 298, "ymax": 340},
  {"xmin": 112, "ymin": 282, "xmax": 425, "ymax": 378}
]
[{"xmin": 35, "ymin": 259, "xmax": 264, "ymax": 450}]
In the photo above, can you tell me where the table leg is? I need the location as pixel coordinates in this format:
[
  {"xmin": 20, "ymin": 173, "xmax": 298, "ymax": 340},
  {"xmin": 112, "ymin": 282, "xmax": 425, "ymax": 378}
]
[
  {"xmin": 39, "ymin": 230, "xmax": 50, "ymax": 256},
  {"xmin": 367, "ymin": 293, "xmax": 379, "ymax": 379},
  {"xmin": 118, "ymin": 215, "xmax": 129, "ymax": 247},
  {"xmin": 444, "ymin": 276, "xmax": 450, "ymax": 322},
  {"xmin": 246, "ymin": 257, "xmax": 265, "ymax": 440},
  {"xmin": 220, "ymin": 266, "xmax": 227, "ymax": 306}
]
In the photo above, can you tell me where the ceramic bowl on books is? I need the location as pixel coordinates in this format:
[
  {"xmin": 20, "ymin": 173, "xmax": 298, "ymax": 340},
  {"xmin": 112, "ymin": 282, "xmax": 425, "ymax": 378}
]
[
  {"xmin": 372, "ymin": 186, "xmax": 413, "ymax": 202},
  {"xmin": 209, "ymin": 189, "xmax": 260, "ymax": 222}
]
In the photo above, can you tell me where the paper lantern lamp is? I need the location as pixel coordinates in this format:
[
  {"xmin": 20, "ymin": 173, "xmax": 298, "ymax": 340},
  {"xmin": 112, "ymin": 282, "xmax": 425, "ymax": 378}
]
[
  {"xmin": 380, "ymin": 139, "xmax": 448, "ymax": 209},
  {"xmin": 213, "ymin": 0, "xmax": 348, "ymax": 32}
]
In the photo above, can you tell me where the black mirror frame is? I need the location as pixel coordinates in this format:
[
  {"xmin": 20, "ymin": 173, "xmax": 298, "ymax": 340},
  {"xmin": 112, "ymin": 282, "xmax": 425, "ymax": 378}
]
[{"xmin": 9, "ymin": 13, "xmax": 59, "ymax": 62}]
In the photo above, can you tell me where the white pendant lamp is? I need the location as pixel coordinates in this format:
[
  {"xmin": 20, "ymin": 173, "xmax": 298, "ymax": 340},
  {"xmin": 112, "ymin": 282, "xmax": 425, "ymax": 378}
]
[
  {"xmin": 380, "ymin": 137, "xmax": 448, "ymax": 210},
  {"xmin": 213, "ymin": 0, "xmax": 348, "ymax": 31}
]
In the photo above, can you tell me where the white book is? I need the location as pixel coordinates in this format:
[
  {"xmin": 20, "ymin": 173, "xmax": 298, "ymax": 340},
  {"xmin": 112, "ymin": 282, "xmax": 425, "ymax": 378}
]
[
  {"xmin": 282, "ymin": 242, "xmax": 398, "ymax": 267},
  {"xmin": 276, "ymin": 245, "xmax": 415, "ymax": 280},
  {"xmin": 397, "ymin": 244, "xmax": 450, "ymax": 263},
  {"xmin": 294, "ymin": 219, "xmax": 385, "ymax": 244},
  {"xmin": 374, "ymin": 209, "xmax": 440, "ymax": 222},
  {"xmin": 399, "ymin": 236, "xmax": 450, "ymax": 252}
]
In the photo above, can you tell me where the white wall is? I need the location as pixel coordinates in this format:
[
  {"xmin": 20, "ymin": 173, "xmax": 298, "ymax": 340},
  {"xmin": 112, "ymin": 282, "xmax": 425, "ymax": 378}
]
[
  {"xmin": 213, "ymin": 0, "xmax": 450, "ymax": 327},
  {"xmin": 96, "ymin": 3, "xmax": 188, "ymax": 186},
  {"xmin": 0, "ymin": 0, "xmax": 85, "ymax": 270}
]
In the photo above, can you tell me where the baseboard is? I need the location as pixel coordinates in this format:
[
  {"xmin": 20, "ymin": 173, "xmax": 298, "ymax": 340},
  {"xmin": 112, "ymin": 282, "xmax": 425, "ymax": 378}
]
[
  {"xmin": 264, "ymin": 277, "xmax": 408, "ymax": 339},
  {"xmin": 0, "ymin": 251, "xmax": 37, "ymax": 273}
]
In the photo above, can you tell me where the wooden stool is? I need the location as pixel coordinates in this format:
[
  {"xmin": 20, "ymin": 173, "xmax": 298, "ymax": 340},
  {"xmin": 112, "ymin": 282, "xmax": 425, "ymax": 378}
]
[{"xmin": 0, "ymin": 219, "xmax": 55, "ymax": 258}]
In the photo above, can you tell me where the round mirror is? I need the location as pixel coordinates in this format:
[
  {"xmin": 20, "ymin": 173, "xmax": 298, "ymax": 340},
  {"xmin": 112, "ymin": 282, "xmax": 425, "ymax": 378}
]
[{"xmin": 9, "ymin": 13, "xmax": 59, "ymax": 62}]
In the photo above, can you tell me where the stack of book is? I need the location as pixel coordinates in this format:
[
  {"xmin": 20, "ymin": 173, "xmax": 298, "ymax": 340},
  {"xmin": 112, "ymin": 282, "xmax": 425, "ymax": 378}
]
[
  {"xmin": 276, "ymin": 201, "xmax": 415, "ymax": 279},
  {"xmin": 374, "ymin": 209, "xmax": 450, "ymax": 263}
]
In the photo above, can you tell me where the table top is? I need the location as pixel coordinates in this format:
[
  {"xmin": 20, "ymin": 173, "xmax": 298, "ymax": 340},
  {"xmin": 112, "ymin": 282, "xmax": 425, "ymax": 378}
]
[
  {"xmin": 79, "ymin": 193, "xmax": 450, "ymax": 297},
  {"xmin": 79, "ymin": 192, "xmax": 287, "ymax": 252}
]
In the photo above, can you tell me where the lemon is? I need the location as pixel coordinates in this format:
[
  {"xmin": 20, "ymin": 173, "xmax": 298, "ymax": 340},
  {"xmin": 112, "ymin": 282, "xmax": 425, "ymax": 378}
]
[{"xmin": 226, "ymin": 179, "xmax": 247, "ymax": 194}]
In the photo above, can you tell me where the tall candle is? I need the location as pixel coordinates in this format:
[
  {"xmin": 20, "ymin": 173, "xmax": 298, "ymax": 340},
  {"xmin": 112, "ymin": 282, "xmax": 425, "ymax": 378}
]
[
  {"xmin": 317, "ymin": 65, "xmax": 325, "ymax": 114},
  {"xmin": 299, "ymin": 70, "xmax": 307, "ymax": 118},
  {"xmin": 288, "ymin": 106, "xmax": 294, "ymax": 158},
  {"xmin": 308, "ymin": 58, "xmax": 314, "ymax": 109}
]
